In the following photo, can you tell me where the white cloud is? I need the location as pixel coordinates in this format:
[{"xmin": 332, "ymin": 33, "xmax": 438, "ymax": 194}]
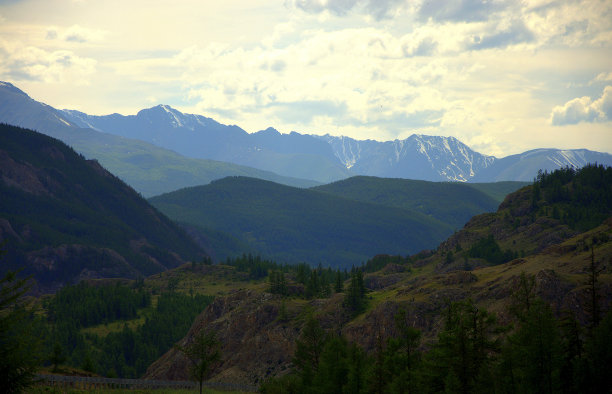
[
  {"xmin": 551, "ymin": 86, "xmax": 612, "ymax": 125},
  {"xmin": 0, "ymin": 40, "xmax": 96, "ymax": 84},
  {"xmin": 595, "ymin": 71, "xmax": 612, "ymax": 82},
  {"xmin": 44, "ymin": 24, "xmax": 107, "ymax": 43}
]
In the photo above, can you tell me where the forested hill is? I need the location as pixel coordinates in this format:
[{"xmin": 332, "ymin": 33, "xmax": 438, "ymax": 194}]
[
  {"xmin": 149, "ymin": 176, "xmax": 454, "ymax": 267},
  {"xmin": 0, "ymin": 124, "xmax": 205, "ymax": 291},
  {"xmin": 145, "ymin": 165, "xmax": 612, "ymax": 390},
  {"xmin": 311, "ymin": 176, "xmax": 512, "ymax": 230}
]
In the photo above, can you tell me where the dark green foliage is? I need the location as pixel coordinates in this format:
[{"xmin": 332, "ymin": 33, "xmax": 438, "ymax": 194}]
[
  {"xmin": 150, "ymin": 176, "xmax": 452, "ymax": 268},
  {"xmin": 93, "ymin": 291, "xmax": 214, "ymax": 378},
  {"xmin": 292, "ymin": 315, "xmax": 327, "ymax": 387},
  {"xmin": 314, "ymin": 335, "xmax": 349, "ymax": 394},
  {"xmin": 39, "ymin": 282, "xmax": 213, "ymax": 379},
  {"xmin": 47, "ymin": 282, "xmax": 150, "ymax": 327},
  {"xmin": 500, "ymin": 299, "xmax": 562, "ymax": 394},
  {"xmin": 334, "ymin": 270, "xmax": 344, "ymax": 293},
  {"xmin": 468, "ymin": 234, "xmax": 517, "ymax": 265},
  {"xmin": 260, "ymin": 373, "xmax": 303, "ymax": 394},
  {"xmin": 225, "ymin": 253, "xmax": 279, "ymax": 280},
  {"xmin": 422, "ymin": 299, "xmax": 500, "ymax": 394},
  {"xmin": 50, "ymin": 342, "xmax": 66, "ymax": 372},
  {"xmin": 385, "ymin": 309, "xmax": 422, "ymax": 394},
  {"xmin": 584, "ymin": 309, "xmax": 612, "ymax": 393},
  {"xmin": 585, "ymin": 246, "xmax": 603, "ymax": 329},
  {"xmin": 533, "ymin": 164, "xmax": 612, "ymax": 231},
  {"xmin": 0, "ymin": 270, "xmax": 41, "ymax": 393},
  {"xmin": 345, "ymin": 269, "xmax": 366, "ymax": 315}
]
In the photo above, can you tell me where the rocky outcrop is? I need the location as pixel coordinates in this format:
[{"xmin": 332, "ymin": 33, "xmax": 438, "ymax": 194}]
[{"xmin": 144, "ymin": 289, "xmax": 300, "ymax": 385}]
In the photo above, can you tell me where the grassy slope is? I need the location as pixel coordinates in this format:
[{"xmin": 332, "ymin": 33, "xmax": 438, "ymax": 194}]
[{"xmin": 150, "ymin": 176, "xmax": 453, "ymax": 268}]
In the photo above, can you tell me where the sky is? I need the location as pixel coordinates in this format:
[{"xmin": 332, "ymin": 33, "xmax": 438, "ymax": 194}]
[{"xmin": 0, "ymin": 0, "xmax": 611, "ymax": 157}]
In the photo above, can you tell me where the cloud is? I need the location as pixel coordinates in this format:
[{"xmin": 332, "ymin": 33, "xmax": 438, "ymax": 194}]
[
  {"xmin": 0, "ymin": 40, "xmax": 96, "ymax": 84},
  {"xmin": 595, "ymin": 72, "xmax": 612, "ymax": 82},
  {"xmin": 402, "ymin": 37, "xmax": 437, "ymax": 57},
  {"xmin": 418, "ymin": 0, "xmax": 510, "ymax": 23},
  {"xmin": 291, "ymin": 0, "xmax": 405, "ymax": 20},
  {"xmin": 43, "ymin": 25, "xmax": 106, "ymax": 43},
  {"xmin": 270, "ymin": 100, "xmax": 348, "ymax": 124},
  {"xmin": 551, "ymin": 86, "xmax": 612, "ymax": 125},
  {"xmin": 468, "ymin": 20, "xmax": 534, "ymax": 50}
]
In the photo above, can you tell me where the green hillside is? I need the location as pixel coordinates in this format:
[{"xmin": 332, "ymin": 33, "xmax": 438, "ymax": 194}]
[
  {"xmin": 466, "ymin": 180, "xmax": 530, "ymax": 203},
  {"xmin": 149, "ymin": 177, "xmax": 454, "ymax": 267},
  {"xmin": 68, "ymin": 133, "xmax": 321, "ymax": 197},
  {"xmin": 312, "ymin": 176, "xmax": 504, "ymax": 230},
  {"xmin": 0, "ymin": 124, "xmax": 205, "ymax": 288}
]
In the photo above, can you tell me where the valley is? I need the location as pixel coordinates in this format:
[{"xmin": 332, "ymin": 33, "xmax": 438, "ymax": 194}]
[{"xmin": 0, "ymin": 84, "xmax": 611, "ymax": 393}]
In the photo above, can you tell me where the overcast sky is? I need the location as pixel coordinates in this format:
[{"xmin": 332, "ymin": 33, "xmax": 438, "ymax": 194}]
[{"xmin": 1, "ymin": 0, "xmax": 611, "ymax": 156}]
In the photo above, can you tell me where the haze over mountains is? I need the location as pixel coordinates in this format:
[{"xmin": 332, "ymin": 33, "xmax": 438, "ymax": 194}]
[{"xmin": 2, "ymin": 81, "xmax": 611, "ymax": 195}]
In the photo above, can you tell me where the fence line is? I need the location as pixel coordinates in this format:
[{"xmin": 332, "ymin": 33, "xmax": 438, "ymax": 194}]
[{"xmin": 35, "ymin": 374, "xmax": 258, "ymax": 392}]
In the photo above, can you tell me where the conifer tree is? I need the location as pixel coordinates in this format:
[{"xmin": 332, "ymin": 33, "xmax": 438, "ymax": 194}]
[{"xmin": 0, "ymin": 269, "xmax": 41, "ymax": 393}]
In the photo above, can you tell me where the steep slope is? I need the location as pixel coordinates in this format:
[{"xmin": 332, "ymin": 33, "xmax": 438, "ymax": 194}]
[
  {"xmin": 312, "ymin": 176, "xmax": 501, "ymax": 230},
  {"xmin": 0, "ymin": 82, "xmax": 320, "ymax": 197},
  {"xmin": 149, "ymin": 177, "xmax": 453, "ymax": 267},
  {"xmin": 0, "ymin": 124, "xmax": 205, "ymax": 291}
]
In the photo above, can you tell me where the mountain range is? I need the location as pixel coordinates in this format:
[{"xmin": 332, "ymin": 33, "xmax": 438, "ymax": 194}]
[
  {"xmin": 0, "ymin": 82, "xmax": 319, "ymax": 197},
  {"xmin": 61, "ymin": 102, "xmax": 612, "ymax": 184},
  {"xmin": 2, "ymin": 81, "xmax": 611, "ymax": 195}
]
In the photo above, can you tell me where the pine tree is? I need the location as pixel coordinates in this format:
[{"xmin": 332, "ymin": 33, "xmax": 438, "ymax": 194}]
[
  {"xmin": 335, "ymin": 270, "xmax": 344, "ymax": 293},
  {"xmin": 293, "ymin": 314, "xmax": 326, "ymax": 387}
]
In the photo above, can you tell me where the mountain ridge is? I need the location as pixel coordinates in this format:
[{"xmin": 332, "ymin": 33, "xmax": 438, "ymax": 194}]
[
  {"xmin": 55, "ymin": 94, "xmax": 612, "ymax": 183},
  {"xmin": 2, "ymin": 80, "xmax": 612, "ymax": 186},
  {"xmin": 0, "ymin": 124, "xmax": 206, "ymax": 292}
]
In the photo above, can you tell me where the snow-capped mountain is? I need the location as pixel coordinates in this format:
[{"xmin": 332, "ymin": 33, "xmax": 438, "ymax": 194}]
[
  {"xmin": 54, "ymin": 101, "xmax": 612, "ymax": 183},
  {"xmin": 2, "ymin": 80, "xmax": 612, "ymax": 184},
  {"xmin": 472, "ymin": 148, "xmax": 612, "ymax": 182},
  {"xmin": 320, "ymin": 134, "xmax": 495, "ymax": 182}
]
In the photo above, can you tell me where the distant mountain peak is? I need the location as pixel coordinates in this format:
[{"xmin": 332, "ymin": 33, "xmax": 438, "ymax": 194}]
[
  {"xmin": 257, "ymin": 127, "xmax": 281, "ymax": 136},
  {"xmin": 0, "ymin": 80, "xmax": 30, "ymax": 97}
]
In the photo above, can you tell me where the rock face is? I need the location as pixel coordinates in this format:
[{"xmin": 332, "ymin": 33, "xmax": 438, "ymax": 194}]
[{"xmin": 144, "ymin": 289, "xmax": 300, "ymax": 385}]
